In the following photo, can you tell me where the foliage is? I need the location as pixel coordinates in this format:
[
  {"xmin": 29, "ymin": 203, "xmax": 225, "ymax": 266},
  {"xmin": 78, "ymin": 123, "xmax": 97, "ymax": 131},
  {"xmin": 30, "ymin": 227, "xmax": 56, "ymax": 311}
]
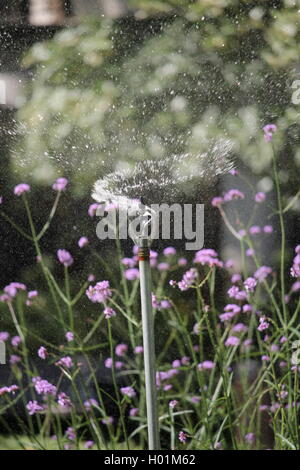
[
  {"xmin": 13, "ymin": 1, "xmax": 300, "ymax": 204},
  {"xmin": 0, "ymin": 136, "xmax": 300, "ymax": 450}
]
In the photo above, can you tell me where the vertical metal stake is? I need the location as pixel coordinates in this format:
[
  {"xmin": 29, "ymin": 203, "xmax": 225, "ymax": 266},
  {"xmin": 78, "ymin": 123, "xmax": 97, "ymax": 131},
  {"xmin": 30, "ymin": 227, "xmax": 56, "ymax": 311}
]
[{"xmin": 138, "ymin": 240, "xmax": 160, "ymax": 450}]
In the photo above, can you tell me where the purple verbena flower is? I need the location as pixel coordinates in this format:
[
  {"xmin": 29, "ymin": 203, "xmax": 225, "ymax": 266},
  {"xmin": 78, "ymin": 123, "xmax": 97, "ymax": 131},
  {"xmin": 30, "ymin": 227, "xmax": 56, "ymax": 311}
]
[
  {"xmin": 38, "ymin": 346, "xmax": 47, "ymax": 360},
  {"xmin": 52, "ymin": 177, "xmax": 68, "ymax": 191},
  {"xmin": 56, "ymin": 356, "xmax": 73, "ymax": 369},
  {"xmin": 103, "ymin": 307, "xmax": 116, "ymax": 319},
  {"xmin": 11, "ymin": 336, "xmax": 21, "ymax": 347},
  {"xmin": 78, "ymin": 236, "xmax": 89, "ymax": 248},
  {"xmin": 225, "ymin": 336, "xmax": 240, "ymax": 347},
  {"xmin": 211, "ymin": 197, "xmax": 224, "ymax": 207},
  {"xmin": 179, "ymin": 431, "xmax": 187, "ymax": 443},
  {"xmin": 198, "ymin": 361, "xmax": 216, "ymax": 371},
  {"xmin": 84, "ymin": 441, "xmax": 94, "ymax": 449},
  {"xmin": 169, "ymin": 400, "xmax": 178, "ymax": 409},
  {"xmin": 57, "ymin": 392, "xmax": 72, "ymax": 408},
  {"xmin": 86, "ymin": 280, "xmax": 111, "ymax": 303},
  {"xmin": 65, "ymin": 331, "xmax": 74, "ymax": 342},
  {"xmin": 244, "ymin": 277, "xmax": 257, "ymax": 292},
  {"xmin": 263, "ymin": 124, "xmax": 277, "ymax": 142},
  {"xmin": 57, "ymin": 249, "xmax": 73, "ymax": 267},
  {"xmin": 26, "ymin": 400, "xmax": 44, "ymax": 416},
  {"xmin": 255, "ymin": 192, "xmax": 266, "ymax": 203},
  {"xmin": 33, "ymin": 377, "xmax": 57, "ymax": 396},
  {"xmin": 120, "ymin": 386, "xmax": 136, "ymax": 398},
  {"xmin": 254, "ymin": 266, "xmax": 272, "ymax": 282},
  {"xmin": 223, "ymin": 189, "xmax": 245, "ymax": 202},
  {"xmin": 14, "ymin": 183, "xmax": 30, "ymax": 196},
  {"xmin": 124, "ymin": 268, "xmax": 140, "ymax": 280}
]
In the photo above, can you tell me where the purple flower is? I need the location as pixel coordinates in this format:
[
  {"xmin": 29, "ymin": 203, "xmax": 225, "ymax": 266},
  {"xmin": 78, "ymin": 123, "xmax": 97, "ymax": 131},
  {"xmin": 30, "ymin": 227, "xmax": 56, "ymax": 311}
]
[
  {"xmin": 178, "ymin": 268, "xmax": 198, "ymax": 291},
  {"xmin": 26, "ymin": 400, "xmax": 44, "ymax": 416},
  {"xmin": 243, "ymin": 304, "xmax": 253, "ymax": 313},
  {"xmin": 11, "ymin": 336, "xmax": 21, "ymax": 347},
  {"xmin": 84, "ymin": 441, "xmax": 94, "ymax": 449},
  {"xmin": 160, "ymin": 299, "xmax": 171, "ymax": 310},
  {"xmin": 191, "ymin": 396, "xmax": 201, "ymax": 403},
  {"xmin": 225, "ymin": 336, "xmax": 240, "ymax": 347},
  {"xmin": 3, "ymin": 282, "xmax": 26, "ymax": 299},
  {"xmin": 115, "ymin": 343, "xmax": 128, "ymax": 357},
  {"xmin": 181, "ymin": 356, "xmax": 190, "ymax": 365},
  {"xmin": 244, "ymin": 277, "xmax": 257, "ymax": 292},
  {"xmin": 88, "ymin": 203, "xmax": 101, "ymax": 217},
  {"xmin": 223, "ymin": 189, "xmax": 245, "ymax": 202},
  {"xmin": 120, "ymin": 386, "xmax": 136, "ymax": 398},
  {"xmin": 254, "ymin": 266, "xmax": 272, "ymax": 282},
  {"xmin": 129, "ymin": 407, "xmax": 139, "ymax": 417},
  {"xmin": 134, "ymin": 345, "xmax": 143, "ymax": 354},
  {"xmin": 84, "ymin": 398, "xmax": 99, "ymax": 412},
  {"xmin": 9, "ymin": 355, "xmax": 21, "ymax": 365},
  {"xmin": 57, "ymin": 392, "xmax": 72, "ymax": 408},
  {"xmin": 262, "ymin": 355, "xmax": 270, "ymax": 362},
  {"xmin": 121, "ymin": 257, "xmax": 136, "ymax": 268},
  {"xmin": 172, "ymin": 359, "xmax": 181, "ymax": 368},
  {"xmin": 163, "ymin": 247, "xmax": 176, "ymax": 256},
  {"xmin": 258, "ymin": 317, "xmax": 269, "ymax": 332},
  {"xmin": 0, "ymin": 385, "xmax": 19, "ymax": 396},
  {"xmin": 169, "ymin": 400, "xmax": 178, "ymax": 409},
  {"xmin": 65, "ymin": 331, "xmax": 74, "ymax": 342},
  {"xmin": 103, "ymin": 307, "xmax": 116, "ymax": 319},
  {"xmin": 124, "ymin": 268, "xmax": 140, "ymax": 280},
  {"xmin": 211, "ymin": 197, "xmax": 224, "ymax": 207},
  {"xmin": 66, "ymin": 427, "xmax": 76, "ymax": 441},
  {"xmin": 157, "ymin": 262, "xmax": 170, "ymax": 272},
  {"xmin": 14, "ymin": 183, "xmax": 30, "ymax": 196},
  {"xmin": 104, "ymin": 358, "xmax": 113, "ymax": 369},
  {"xmin": 86, "ymin": 280, "xmax": 111, "ymax": 304},
  {"xmin": 101, "ymin": 416, "xmax": 114, "ymax": 425},
  {"xmin": 198, "ymin": 361, "xmax": 216, "ymax": 371},
  {"xmin": 263, "ymin": 225, "xmax": 273, "ymax": 233},
  {"xmin": 249, "ymin": 225, "xmax": 261, "ymax": 235},
  {"xmin": 0, "ymin": 332, "xmax": 9, "ymax": 342},
  {"xmin": 291, "ymin": 281, "xmax": 300, "ymax": 292},
  {"xmin": 194, "ymin": 249, "xmax": 222, "ymax": 268},
  {"xmin": 28, "ymin": 290, "xmax": 38, "ymax": 299},
  {"xmin": 33, "ymin": 377, "xmax": 57, "ymax": 396},
  {"xmin": 78, "ymin": 236, "xmax": 89, "ymax": 248},
  {"xmin": 52, "ymin": 177, "xmax": 68, "ymax": 191},
  {"xmin": 57, "ymin": 249, "xmax": 73, "ymax": 267},
  {"xmin": 231, "ymin": 273, "xmax": 241, "ymax": 283},
  {"xmin": 38, "ymin": 346, "xmax": 47, "ymax": 360},
  {"xmin": 255, "ymin": 192, "xmax": 266, "ymax": 203},
  {"xmin": 232, "ymin": 323, "xmax": 248, "ymax": 333},
  {"xmin": 227, "ymin": 286, "xmax": 247, "ymax": 300},
  {"xmin": 179, "ymin": 431, "xmax": 187, "ymax": 443},
  {"xmin": 246, "ymin": 248, "xmax": 254, "ymax": 257},
  {"xmin": 291, "ymin": 250, "xmax": 300, "ymax": 278},
  {"xmin": 56, "ymin": 356, "xmax": 73, "ymax": 369},
  {"xmin": 263, "ymin": 124, "xmax": 277, "ymax": 142},
  {"xmin": 178, "ymin": 257, "xmax": 187, "ymax": 266},
  {"xmin": 245, "ymin": 433, "xmax": 255, "ymax": 444}
]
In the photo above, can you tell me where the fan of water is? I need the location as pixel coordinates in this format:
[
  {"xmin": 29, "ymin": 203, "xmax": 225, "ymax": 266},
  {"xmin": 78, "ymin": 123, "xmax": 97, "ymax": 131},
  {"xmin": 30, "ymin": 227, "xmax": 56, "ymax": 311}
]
[{"xmin": 92, "ymin": 139, "xmax": 234, "ymax": 206}]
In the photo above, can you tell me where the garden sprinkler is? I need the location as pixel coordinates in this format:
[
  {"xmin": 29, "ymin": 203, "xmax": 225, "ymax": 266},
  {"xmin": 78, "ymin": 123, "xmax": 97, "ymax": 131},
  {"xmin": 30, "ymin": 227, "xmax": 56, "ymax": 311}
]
[
  {"xmin": 130, "ymin": 204, "xmax": 160, "ymax": 450},
  {"xmin": 92, "ymin": 140, "xmax": 234, "ymax": 450}
]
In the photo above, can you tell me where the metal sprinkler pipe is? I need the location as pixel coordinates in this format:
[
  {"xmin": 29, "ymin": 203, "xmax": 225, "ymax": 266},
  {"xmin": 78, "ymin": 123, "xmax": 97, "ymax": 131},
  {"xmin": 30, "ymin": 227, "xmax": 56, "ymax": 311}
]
[{"xmin": 138, "ymin": 238, "xmax": 160, "ymax": 450}]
